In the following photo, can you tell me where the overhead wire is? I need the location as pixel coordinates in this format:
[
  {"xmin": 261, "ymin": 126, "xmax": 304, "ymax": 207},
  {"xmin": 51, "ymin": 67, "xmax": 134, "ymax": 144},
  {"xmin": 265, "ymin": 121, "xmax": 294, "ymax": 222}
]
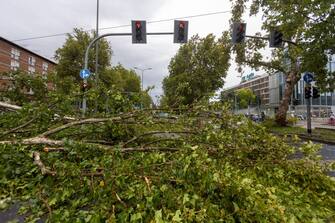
[{"xmin": 13, "ymin": 10, "xmax": 232, "ymax": 42}]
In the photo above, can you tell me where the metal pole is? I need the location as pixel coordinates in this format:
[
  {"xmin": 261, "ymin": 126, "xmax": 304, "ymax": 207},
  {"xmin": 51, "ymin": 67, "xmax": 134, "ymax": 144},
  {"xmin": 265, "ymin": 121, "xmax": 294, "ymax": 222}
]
[
  {"xmin": 84, "ymin": 32, "xmax": 174, "ymax": 70},
  {"xmin": 306, "ymin": 85, "xmax": 312, "ymax": 134},
  {"xmin": 94, "ymin": 0, "xmax": 99, "ymax": 113},
  {"xmin": 95, "ymin": 0, "xmax": 99, "ymax": 81},
  {"xmin": 234, "ymin": 94, "xmax": 237, "ymax": 113},
  {"xmin": 141, "ymin": 70, "xmax": 144, "ymax": 92}
]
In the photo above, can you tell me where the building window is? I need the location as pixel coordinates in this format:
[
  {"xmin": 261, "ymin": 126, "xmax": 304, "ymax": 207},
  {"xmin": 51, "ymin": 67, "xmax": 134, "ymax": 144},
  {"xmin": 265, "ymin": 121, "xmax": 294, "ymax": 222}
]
[
  {"xmin": 42, "ymin": 62, "xmax": 48, "ymax": 75},
  {"xmin": 11, "ymin": 48, "xmax": 20, "ymax": 60},
  {"xmin": 10, "ymin": 60, "xmax": 20, "ymax": 71},
  {"xmin": 28, "ymin": 66, "xmax": 35, "ymax": 74},
  {"xmin": 28, "ymin": 56, "xmax": 36, "ymax": 66}
]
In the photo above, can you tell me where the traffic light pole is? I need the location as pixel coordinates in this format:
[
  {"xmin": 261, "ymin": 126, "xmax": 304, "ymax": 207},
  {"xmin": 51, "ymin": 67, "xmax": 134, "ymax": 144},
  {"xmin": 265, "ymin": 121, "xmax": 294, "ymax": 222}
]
[
  {"xmin": 306, "ymin": 95, "xmax": 312, "ymax": 134},
  {"xmin": 82, "ymin": 32, "xmax": 174, "ymax": 116},
  {"xmin": 305, "ymin": 83, "xmax": 312, "ymax": 134},
  {"xmin": 245, "ymin": 35, "xmax": 299, "ymax": 47}
]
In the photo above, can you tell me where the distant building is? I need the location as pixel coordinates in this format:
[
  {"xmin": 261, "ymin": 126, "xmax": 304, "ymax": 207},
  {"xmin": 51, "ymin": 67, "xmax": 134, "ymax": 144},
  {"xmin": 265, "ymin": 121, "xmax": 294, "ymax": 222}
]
[
  {"xmin": 0, "ymin": 36, "xmax": 57, "ymax": 90},
  {"xmin": 223, "ymin": 73, "xmax": 270, "ymax": 106},
  {"xmin": 222, "ymin": 60, "xmax": 335, "ymax": 117}
]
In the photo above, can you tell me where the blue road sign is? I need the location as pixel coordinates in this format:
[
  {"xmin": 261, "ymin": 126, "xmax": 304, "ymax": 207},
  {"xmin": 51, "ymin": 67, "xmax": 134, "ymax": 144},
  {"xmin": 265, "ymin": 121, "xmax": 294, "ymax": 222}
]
[
  {"xmin": 80, "ymin": 69, "xmax": 91, "ymax": 79},
  {"xmin": 303, "ymin": 72, "xmax": 314, "ymax": 84}
]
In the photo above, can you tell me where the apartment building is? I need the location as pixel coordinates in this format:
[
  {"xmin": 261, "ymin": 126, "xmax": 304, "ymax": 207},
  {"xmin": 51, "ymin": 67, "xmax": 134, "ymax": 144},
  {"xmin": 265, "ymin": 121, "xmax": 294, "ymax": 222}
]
[{"xmin": 0, "ymin": 36, "xmax": 56, "ymax": 90}]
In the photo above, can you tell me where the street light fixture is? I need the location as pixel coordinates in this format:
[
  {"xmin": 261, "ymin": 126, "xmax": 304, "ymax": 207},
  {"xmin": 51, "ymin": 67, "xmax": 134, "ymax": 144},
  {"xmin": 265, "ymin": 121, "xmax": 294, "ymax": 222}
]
[{"xmin": 133, "ymin": 67, "xmax": 152, "ymax": 91}]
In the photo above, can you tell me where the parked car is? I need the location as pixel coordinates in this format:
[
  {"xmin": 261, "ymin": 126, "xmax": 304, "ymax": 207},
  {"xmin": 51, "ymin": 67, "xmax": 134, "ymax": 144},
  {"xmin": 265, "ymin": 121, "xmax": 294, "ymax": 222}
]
[{"xmin": 296, "ymin": 115, "xmax": 305, "ymax": 120}]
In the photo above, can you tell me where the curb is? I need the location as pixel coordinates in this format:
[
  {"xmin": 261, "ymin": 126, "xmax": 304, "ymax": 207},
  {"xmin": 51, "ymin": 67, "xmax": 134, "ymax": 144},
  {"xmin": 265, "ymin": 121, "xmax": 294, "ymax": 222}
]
[{"xmin": 270, "ymin": 132, "xmax": 335, "ymax": 145}]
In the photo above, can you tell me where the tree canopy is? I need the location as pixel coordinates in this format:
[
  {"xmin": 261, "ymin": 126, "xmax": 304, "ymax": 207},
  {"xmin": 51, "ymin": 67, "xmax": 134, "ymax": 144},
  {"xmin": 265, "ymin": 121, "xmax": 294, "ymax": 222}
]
[
  {"xmin": 162, "ymin": 33, "xmax": 231, "ymax": 107},
  {"xmin": 54, "ymin": 28, "xmax": 112, "ymax": 82},
  {"xmin": 236, "ymin": 88, "xmax": 256, "ymax": 109}
]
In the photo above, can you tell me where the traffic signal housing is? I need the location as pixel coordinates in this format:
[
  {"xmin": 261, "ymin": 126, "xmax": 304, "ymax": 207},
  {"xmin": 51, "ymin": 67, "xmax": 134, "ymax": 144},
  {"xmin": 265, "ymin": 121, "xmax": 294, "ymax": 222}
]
[
  {"xmin": 132, "ymin": 20, "xmax": 147, "ymax": 44},
  {"xmin": 174, "ymin": 20, "xmax": 188, "ymax": 43},
  {"xmin": 312, "ymin": 87, "xmax": 320, "ymax": 98},
  {"xmin": 269, "ymin": 30, "xmax": 283, "ymax": 48},
  {"xmin": 304, "ymin": 86, "xmax": 312, "ymax": 99},
  {"xmin": 232, "ymin": 22, "xmax": 246, "ymax": 44},
  {"xmin": 81, "ymin": 82, "xmax": 89, "ymax": 92}
]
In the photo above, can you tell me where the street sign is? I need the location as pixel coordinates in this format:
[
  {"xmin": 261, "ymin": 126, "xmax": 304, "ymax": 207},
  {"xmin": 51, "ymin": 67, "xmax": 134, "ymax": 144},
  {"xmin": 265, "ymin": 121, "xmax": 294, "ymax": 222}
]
[
  {"xmin": 303, "ymin": 72, "xmax": 314, "ymax": 84},
  {"xmin": 80, "ymin": 69, "xmax": 91, "ymax": 79}
]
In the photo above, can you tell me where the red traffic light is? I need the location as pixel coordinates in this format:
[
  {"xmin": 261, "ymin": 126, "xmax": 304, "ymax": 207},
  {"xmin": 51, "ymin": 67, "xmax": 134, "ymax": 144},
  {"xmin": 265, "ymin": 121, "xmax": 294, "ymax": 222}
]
[
  {"xmin": 237, "ymin": 24, "xmax": 244, "ymax": 33},
  {"xmin": 232, "ymin": 22, "xmax": 246, "ymax": 44},
  {"xmin": 174, "ymin": 20, "xmax": 188, "ymax": 43},
  {"xmin": 135, "ymin": 21, "xmax": 141, "ymax": 29},
  {"xmin": 179, "ymin": 21, "xmax": 185, "ymax": 29}
]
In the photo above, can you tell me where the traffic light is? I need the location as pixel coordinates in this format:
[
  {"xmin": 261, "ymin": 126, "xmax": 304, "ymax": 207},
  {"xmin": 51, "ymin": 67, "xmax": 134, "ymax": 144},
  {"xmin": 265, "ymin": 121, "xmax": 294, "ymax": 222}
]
[
  {"xmin": 132, "ymin": 20, "xmax": 146, "ymax": 44},
  {"xmin": 232, "ymin": 22, "xmax": 246, "ymax": 44},
  {"xmin": 81, "ymin": 82, "xmax": 88, "ymax": 92},
  {"xmin": 269, "ymin": 30, "xmax": 283, "ymax": 48},
  {"xmin": 304, "ymin": 86, "xmax": 312, "ymax": 99},
  {"xmin": 312, "ymin": 87, "xmax": 320, "ymax": 98},
  {"xmin": 174, "ymin": 20, "xmax": 188, "ymax": 43}
]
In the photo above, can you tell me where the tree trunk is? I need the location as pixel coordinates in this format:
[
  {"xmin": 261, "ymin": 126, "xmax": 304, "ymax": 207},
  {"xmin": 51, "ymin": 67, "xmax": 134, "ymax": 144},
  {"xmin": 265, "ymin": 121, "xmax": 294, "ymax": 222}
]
[{"xmin": 275, "ymin": 71, "xmax": 300, "ymax": 126}]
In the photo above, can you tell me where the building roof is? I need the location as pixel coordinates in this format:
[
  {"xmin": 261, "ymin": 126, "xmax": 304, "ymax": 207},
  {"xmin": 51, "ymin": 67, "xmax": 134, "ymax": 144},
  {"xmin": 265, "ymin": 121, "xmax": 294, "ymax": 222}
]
[{"xmin": 0, "ymin": 36, "xmax": 57, "ymax": 65}]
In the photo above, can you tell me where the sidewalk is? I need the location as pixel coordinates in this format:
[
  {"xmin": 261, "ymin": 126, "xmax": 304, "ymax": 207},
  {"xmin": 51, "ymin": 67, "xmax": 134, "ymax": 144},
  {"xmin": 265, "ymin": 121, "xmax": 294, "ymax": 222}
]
[{"xmin": 296, "ymin": 120, "xmax": 335, "ymax": 130}]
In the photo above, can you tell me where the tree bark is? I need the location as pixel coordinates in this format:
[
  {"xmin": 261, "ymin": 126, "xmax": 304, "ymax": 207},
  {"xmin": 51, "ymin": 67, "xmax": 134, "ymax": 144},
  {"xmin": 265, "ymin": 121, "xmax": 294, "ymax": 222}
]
[
  {"xmin": 275, "ymin": 71, "xmax": 300, "ymax": 126},
  {"xmin": 0, "ymin": 101, "xmax": 22, "ymax": 111}
]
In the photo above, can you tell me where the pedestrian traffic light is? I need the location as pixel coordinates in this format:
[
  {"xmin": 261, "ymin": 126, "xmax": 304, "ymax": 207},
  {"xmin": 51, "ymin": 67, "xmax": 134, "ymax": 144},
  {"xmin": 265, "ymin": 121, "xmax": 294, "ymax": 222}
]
[
  {"xmin": 232, "ymin": 22, "xmax": 246, "ymax": 44},
  {"xmin": 312, "ymin": 87, "xmax": 320, "ymax": 98},
  {"xmin": 305, "ymin": 86, "xmax": 312, "ymax": 99},
  {"xmin": 174, "ymin": 20, "xmax": 188, "ymax": 43},
  {"xmin": 132, "ymin": 20, "xmax": 146, "ymax": 44},
  {"xmin": 269, "ymin": 30, "xmax": 283, "ymax": 48}
]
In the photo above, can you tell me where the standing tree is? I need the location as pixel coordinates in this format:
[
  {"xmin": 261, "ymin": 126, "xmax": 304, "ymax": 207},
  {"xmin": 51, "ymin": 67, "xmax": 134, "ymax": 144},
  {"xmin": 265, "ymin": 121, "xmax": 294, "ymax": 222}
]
[
  {"xmin": 162, "ymin": 33, "xmax": 231, "ymax": 107},
  {"xmin": 229, "ymin": 0, "xmax": 335, "ymax": 125},
  {"xmin": 54, "ymin": 28, "xmax": 112, "ymax": 82},
  {"xmin": 236, "ymin": 88, "xmax": 256, "ymax": 109}
]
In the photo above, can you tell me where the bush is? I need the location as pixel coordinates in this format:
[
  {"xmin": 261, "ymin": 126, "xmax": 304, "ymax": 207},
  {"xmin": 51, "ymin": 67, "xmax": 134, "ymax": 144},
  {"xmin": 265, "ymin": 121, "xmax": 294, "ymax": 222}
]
[{"xmin": 287, "ymin": 116, "xmax": 298, "ymax": 126}]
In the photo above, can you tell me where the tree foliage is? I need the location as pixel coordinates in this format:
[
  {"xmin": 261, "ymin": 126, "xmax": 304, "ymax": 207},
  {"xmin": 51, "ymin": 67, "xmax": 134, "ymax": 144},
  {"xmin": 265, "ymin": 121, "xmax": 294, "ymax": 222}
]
[
  {"xmin": 54, "ymin": 28, "xmax": 112, "ymax": 82},
  {"xmin": 0, "ymin": 87, "xmax": 334, "ymax": 222},
  {"xmin": 236, "ymin": 88, "xmax": 256, "ymax": 109},
  {"xmin": 162, "ymin": 34, "xmax": 231, "ymax": 107},
  {"xmin": 229, "ymin": 0, "xmax": 335, "ymax": 125},
  {"xmin": 0, "ymin": 76, "xmax": 335, "ymax": 222}
]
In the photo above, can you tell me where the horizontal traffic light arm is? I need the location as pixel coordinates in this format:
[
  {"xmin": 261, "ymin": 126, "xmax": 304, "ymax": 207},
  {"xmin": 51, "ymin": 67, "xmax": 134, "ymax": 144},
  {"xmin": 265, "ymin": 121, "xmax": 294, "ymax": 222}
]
[
  {"xmin": 245, "ymin": 35, "xmax": 299, "ymax": 47},
  {"xmin": 84, "ymin": 32, "xmax": 174, "ymax": 70}
]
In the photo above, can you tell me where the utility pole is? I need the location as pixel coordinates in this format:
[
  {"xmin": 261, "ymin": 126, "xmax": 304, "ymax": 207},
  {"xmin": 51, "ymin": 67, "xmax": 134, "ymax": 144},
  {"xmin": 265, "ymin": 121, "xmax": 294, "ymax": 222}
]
[
  {"xmin": 95, "ymin": 0, "xmax": 99, "ymax": 84},
  {"xmin": 94, "ymin": 0, "xmax": 99, "ymax": 112}
]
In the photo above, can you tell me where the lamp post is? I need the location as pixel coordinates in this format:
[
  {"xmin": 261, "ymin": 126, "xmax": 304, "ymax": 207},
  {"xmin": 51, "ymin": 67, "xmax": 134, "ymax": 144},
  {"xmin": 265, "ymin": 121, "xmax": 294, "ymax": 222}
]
[
  {"xmin": 134, "ymin": 67, "xmax": 152, "ymax": 109},
  {"xmin": 133, "ymin": 67, "xmax": 152, "ymax": 91}
]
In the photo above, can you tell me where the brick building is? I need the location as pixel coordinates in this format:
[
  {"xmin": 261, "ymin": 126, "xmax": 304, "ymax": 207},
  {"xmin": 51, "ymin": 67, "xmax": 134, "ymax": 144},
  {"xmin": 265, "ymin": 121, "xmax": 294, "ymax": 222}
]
[{"xmin": 0, "ymin": 36, "xmax": 56, "ymax": 90}]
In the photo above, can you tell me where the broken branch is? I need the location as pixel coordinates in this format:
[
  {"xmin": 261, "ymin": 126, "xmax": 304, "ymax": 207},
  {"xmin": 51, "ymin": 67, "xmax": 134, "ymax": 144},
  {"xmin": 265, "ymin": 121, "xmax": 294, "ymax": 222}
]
[{"xmin": 33, "ymin": 151, "xmax": 56, "ymax": 176}]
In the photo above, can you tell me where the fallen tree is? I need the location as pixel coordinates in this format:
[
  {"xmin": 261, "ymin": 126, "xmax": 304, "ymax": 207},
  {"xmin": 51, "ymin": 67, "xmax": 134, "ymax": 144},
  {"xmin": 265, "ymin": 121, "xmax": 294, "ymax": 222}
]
[{"xmin": 0, "ymin": 99, "xmax": 334, "ymax": 222}]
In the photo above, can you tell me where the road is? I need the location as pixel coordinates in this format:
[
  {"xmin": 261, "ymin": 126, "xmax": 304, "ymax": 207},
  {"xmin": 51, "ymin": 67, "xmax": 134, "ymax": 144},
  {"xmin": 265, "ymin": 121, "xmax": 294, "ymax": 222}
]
[{"xmin": 319, "ymin": 143, "xmax": 335, "ymax": 177}]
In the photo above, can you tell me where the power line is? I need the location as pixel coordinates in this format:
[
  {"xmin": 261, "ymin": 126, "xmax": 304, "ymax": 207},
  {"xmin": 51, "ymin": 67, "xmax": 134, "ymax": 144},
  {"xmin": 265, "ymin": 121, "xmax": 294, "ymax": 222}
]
[{"xmin": 13, "ymin": 10, "xmax": 232, "ymax": 42}]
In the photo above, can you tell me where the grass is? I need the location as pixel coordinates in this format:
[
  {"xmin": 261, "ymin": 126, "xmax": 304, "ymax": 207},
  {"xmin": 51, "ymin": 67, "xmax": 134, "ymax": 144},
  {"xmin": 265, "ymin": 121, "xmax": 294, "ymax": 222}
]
[{"xmin": 262, "ymin": 118, "xmax": 335, "ymax": 143}]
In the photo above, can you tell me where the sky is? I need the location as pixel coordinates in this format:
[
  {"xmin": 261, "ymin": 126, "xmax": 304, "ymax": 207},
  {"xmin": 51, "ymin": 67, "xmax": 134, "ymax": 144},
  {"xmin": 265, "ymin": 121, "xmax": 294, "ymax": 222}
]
[{"xmin": 0, "ymin": 0, "xmax": 265, "ymax": 102}]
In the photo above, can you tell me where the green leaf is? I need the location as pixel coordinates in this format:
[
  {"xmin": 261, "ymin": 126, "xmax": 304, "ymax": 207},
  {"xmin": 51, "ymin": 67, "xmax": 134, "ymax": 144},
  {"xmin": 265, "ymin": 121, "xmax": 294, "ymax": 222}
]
[{"xmin": 172, "ymin": 210, "xmax": 182, "ymax": 222}]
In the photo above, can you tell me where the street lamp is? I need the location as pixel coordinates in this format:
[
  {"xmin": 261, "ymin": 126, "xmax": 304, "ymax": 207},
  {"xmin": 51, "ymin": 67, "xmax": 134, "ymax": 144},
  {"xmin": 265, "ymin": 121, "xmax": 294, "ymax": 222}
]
[{"xmin": 133, "ymin": 67, "xmax": 152, "ymax": 91}]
